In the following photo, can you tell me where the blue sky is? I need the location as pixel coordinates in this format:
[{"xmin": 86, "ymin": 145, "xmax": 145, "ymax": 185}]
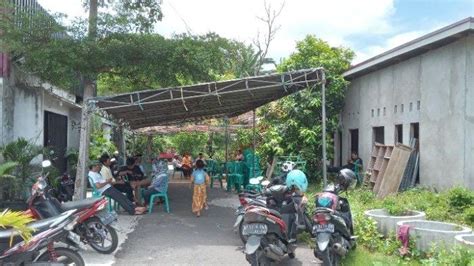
[{"xmin": 38, "ymin": 0, "xmax": 474, "ymax": 64}]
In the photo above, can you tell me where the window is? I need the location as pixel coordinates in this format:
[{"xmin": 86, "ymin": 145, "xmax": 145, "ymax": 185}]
[
  {"xmin": 383, "ymin": 107, "xmax": 386, "ymax": 116},
  {"xmin": 394, "ymin": 105, "xmax": 398, "ymax": 113},
  {"xmin": 395, "ymin": 124, "xmax": 403, "ymax": 144},
  {"xmin": 410, "ymin": 102, "xmax": 413, "ymax": 111},
  {"xmin": 377, "ymin": 108, "xmax": 380, "ymax": 117},
  {"xmin": 401, "ymin": 104, "xmax": 404, "ymax": 113},
  {"xmin": 350, "ymin": 129, "xmax": 359, "ymax": 156},
  {"xmin": 371, "ymin": 109, "xmax": 374, "ymax": 117},
  {"xmin": 417, "ymin": 101, "xmax": 420, "ymax": 110},
  {"xmin": 373, "ymin": 126, "xmax": 385, "ymax": 144},
  {"xmin": 410, "ymin": 123, "xmax": 420, "ymax": 142}
]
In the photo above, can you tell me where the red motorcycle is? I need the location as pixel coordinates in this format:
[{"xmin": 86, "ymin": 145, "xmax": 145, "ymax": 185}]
[
  {"xmin": 26, "ymin": 161, "xmax": 118, "ymax": 254},
  {"xmin": 0, "ymin": 209, "xmax": 84, "ymax": 265}
]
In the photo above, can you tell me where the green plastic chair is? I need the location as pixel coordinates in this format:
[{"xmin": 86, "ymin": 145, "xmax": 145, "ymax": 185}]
[
  {"xmin": 209, "ymin": 161, "xmax": 223, "ymax": 189},
  {"xmin": 140, "ymin": 180, "xmax": 170, "ymax": 214},
  {"xmin": 227, "ymin": 161, "xmax": 244, "ymax": 193},
  {"xmin": 88, "ymin": 176, "xmax": 116, "ymax": 212}
]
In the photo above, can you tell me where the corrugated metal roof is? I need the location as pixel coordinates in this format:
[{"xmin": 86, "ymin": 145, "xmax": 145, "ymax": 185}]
[{"xmin": 93, "ymin": 68, "xmax": 324, "ymax": 129}]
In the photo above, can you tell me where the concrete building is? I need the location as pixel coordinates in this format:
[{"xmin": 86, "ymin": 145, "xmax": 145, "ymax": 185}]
[
  {"xmin": 335, "ymin": 17, "xmax": 473, "ymax": 190},
  {"xmin": 0, "ymin": 64, "xmax": 82, "ymax": 172}
]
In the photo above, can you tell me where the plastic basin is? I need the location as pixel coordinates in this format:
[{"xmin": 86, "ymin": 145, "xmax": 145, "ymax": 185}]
[
  {"xmin": 364, "ymin": 209, "xmax": 426, "ymax": 237},
  {"xmin": 397, "ymin": 220, "xmax": 472, "ymax": 252}
]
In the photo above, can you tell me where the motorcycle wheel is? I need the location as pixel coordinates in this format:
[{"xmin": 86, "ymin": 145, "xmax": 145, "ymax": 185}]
[
  {"xmin": 245, "ymin": 249, "xmax": 270, "ymax": 266},
  {"xmin": 239, "ymin": 221, "xmax": 248, "ymax": 244},
  {"xmin": 85, "ymin": 217, "xmax": 118, "ymax": 254},
  {"xmin": 36, "ymin": 247, "xmax": 85, "ymax": 266},
  {"xmin": 314, "ymin": 247, "xmax": 339, "ymax": 266}
]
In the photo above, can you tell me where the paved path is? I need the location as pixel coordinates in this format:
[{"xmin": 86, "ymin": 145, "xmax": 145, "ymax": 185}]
[{"xmin": 102, "ymin": 179, "xmax": 317, "ymax": 265}]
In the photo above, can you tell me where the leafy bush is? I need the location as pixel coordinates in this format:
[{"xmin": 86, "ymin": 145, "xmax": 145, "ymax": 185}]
[
  {"xmin": 448, "ymin": 187, "xmax": 474, "ymax": 210},
  {"xmin": 464, "ymin": 206, "xmax": 474, "ymax": 225},
  {"xmin": 421, "ymin": 245, "xmax": 474, "ymax": 266},
  {"xmin": 353, "ymin": 212, "xmax": 382, "ymax": 251},
  {"xmin": 1, "ymin": 138, "xmax": 43, "ymax": 180}
]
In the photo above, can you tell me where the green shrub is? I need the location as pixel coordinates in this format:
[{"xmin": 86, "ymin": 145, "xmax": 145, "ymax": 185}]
[
  {"xmin": 421, "ymin": 245, "xmax": 474, "ymax": 266},
  {"xmin": 354, "ymin": 212, "xmax": 382, "ymax": 251},
  {"xmin": 448, "ymin": 187, "xmax": 474, "ymax": 210},
  {"xmin": 464, "ymin": 206, "xmax": 474, "ymax": 225}
]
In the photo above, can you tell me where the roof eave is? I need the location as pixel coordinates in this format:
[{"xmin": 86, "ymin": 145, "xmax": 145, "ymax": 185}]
[{"xmin": 344, "ymin": 17, "xmax": 474, "ymax": 80}]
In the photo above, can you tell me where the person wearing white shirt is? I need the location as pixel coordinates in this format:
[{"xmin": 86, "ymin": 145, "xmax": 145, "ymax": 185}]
[{"xmin": 88, "ymin": 160, "xmax": 146, "ymax": 215}]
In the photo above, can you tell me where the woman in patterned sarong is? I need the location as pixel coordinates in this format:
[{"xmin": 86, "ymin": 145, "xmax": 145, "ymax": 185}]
[{"xmin": 191, "ymin": 159, "xmax": 210, "ymax": 217}]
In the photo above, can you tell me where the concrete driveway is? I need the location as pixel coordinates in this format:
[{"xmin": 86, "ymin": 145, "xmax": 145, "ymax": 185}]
[{"xmin": 108, "ymin": 180, "xmax": 317, "ymax": 265}]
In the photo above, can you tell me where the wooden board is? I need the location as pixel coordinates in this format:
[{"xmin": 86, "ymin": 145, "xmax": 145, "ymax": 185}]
[{"xmin": 376, "ymin": 144, "xmax": 413, "ymax": 199}]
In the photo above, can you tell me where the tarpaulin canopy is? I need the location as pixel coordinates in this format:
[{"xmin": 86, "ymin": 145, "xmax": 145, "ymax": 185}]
[{"xmin": 93, "ymin": 68, "xmax": 324, "ymax": 129}]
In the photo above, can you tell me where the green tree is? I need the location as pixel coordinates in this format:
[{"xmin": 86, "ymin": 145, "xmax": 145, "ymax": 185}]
[
  {"xmin": 259, "ymin": 36, "xmax": 354, "ymax": 180},
  {"xmin": 170, "ymin": 132, "xmax": 208, "ymax": 157}
]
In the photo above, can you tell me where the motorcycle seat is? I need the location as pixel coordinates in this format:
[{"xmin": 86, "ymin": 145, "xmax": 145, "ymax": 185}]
[
  {"xmin": 268, "ymin": 208, "xmax": 282, "ymax": 218},
  {"xmin": 61, "ymin": 197, "xmax": 102, "ymax": 212},
  {"xmin": 0, "ymin": 216, "xmax": 60, "ymax": 240}
]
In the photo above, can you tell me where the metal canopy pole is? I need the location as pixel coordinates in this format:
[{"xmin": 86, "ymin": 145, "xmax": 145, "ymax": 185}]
[
  {"xmin": 224, "ymin": 117, "xmax": 229, "ymax": 164},
  {"xmin": 252, "ymin": 109, "xmax": 256, "ymax": 177},
  {"xmin": 321, "ymin": 69, "xmax": 328, "ymax": 188}
]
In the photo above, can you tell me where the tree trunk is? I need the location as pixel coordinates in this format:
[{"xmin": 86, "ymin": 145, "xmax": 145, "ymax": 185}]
[
  {"xmin": 73, "ymin": 0, "xmax": 98, "ymax": 200},
  {"xmin": 73, "ymin": 82, "xmax": 94, "ymax": 200}
]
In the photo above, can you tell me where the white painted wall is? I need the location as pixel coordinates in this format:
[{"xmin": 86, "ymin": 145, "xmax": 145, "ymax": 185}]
[{"xmin": 340, "ymin": 36, "xmax": 473, "ymax": 190}]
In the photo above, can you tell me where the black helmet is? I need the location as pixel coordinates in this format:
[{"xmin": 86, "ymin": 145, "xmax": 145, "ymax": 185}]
[{"xmin": 337, "ymin": 169, "xmax": 356, "ymax": 190}]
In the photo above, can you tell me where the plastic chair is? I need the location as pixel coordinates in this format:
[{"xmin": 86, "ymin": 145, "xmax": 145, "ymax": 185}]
[
  {"xmin": 88, "ymin": 176, "xmax": 116, "ymax": 212},
  {"xmin": 172, "ymin": 165, "xmax": 184, "ymax": 179},
  {"xmin": 209, "ymin": 161, "xmax": 223, "ymax": 189},
  {"xmin": 227, "ymin": 161, "xmax": 244, "ymax": 193},
  {"xmin": 140, "ymin": 181, "xmax": 170, "ymax": 214}
]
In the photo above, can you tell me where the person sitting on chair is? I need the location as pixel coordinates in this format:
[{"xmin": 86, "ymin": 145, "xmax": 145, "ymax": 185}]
[
  {"xmin": 143, "ymin": 157, "xmax": 169, "ymax": 208},
  {"xmin": 88, "ymin": 160, "xmax": 146, "ymax": 215},
  {"xmin": 100, "ymin": 153, "xmax": 134, "ymax": 203}
]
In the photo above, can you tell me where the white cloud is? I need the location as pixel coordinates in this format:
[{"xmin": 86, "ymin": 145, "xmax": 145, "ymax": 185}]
[{"xmin": 38, "ymin": 0, "xmax": 396, "ymax": 61}]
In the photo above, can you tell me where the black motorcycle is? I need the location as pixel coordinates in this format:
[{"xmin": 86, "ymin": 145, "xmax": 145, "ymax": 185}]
[
  {"xmin": 312, "ymin": 169, "xmax": 357, "ymax": 266},
  {"xmin": 243, "ymin": 184, "xmax": 310, "ymax": 265},
  {"xmin": 55, "ymin": 173, "xmax": 75, "ymax": 202}
]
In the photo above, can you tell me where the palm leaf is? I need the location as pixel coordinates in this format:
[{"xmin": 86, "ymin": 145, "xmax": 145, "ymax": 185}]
[
  {"xmin": 0, "ymin": 161, "xmax": 19, "ymax": 176},
  {"xmin": 0, "ymin": 209, "xmax": 35, "ymax": 246}
]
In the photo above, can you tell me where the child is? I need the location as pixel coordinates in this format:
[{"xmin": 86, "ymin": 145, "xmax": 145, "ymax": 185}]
[{"xmin": 191, "ymin": 159, "xmax": 210, "ymax": 217}]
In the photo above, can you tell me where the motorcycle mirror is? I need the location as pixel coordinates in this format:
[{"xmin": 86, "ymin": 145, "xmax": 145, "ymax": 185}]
[
  {"xmin": 42, "ymin": 160, "xmax": 52, "ymax": 168},
  {"xmin": 261, "ymin": 180, "xmax": 271, "ymax": 187}
]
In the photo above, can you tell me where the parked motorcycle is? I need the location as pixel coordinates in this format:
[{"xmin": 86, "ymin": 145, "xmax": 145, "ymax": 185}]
[
  {"xmin": 243, "ymin": 184, "xmax": 304, "ymax": 265},
  {"xmin": 55, "ymin": 173, "xmax": 75, "ymax": 202},
  {"xmin": 233, "ymin": 186, "xmax": 268, "ymax": 243},
  {"xmin": 312, "ymin": 169, "xmax": 357, "ymax": 266},
  {"xmin": 26, "ymin": 160, "xmax": 119, "ymax": 254},
  {"xmin": 0, "ymin": 209, "xmax": 84, "ymax": 265}
]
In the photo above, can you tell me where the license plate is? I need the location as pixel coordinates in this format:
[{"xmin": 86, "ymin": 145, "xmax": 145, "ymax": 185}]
[
  {"xmin": 313, "ymin": 223, "xmax": 334, "ymax": 233},
  {"xmin": 242, "ymin": 223, "xmax": 268, "ymax": 236},
  {"xmin": 97, "ymin": 210, "xmax": 117, "ymax": 225}
]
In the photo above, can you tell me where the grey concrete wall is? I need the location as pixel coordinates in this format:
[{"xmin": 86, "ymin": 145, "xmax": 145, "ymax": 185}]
[
  {"xmin": 419, "ymin": 37, "xmax": 468, "ymax": 189},
  {"xmin": 464, "ymin": 35, "xmax": 474, "ymax": 189},
  {"xmin": 340, "ymin": 36, "xmax": 472, "ymax": 190},
  {"xmin": 0, "ymin": 67, "xmax": 82, "ymax": 153},
  {"xmin": 13, "ymin": 85, "xmax": 44, "ymax": 146}
]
